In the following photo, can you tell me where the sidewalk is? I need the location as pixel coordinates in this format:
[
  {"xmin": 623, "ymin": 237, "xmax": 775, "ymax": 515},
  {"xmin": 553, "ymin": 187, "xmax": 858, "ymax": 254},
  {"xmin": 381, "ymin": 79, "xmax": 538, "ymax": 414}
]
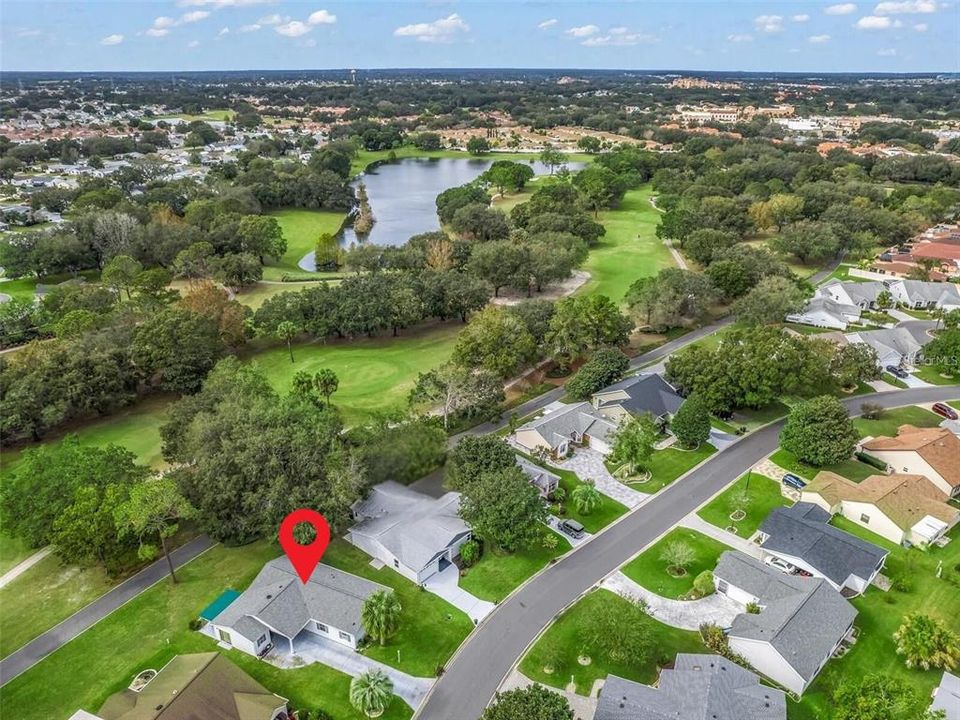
[
  {"xmin": 499, "ymin": 669, "xmax": 598, "ymax": 720},
  {"xmin": 422, "ymin": 564, "xmax": 496, "ymax": 623},
  {"xmin": 601, "ymin": 571, "xmax": 740, "ymax": 631},
  {"xmin": 678, "ymin": 513, "xmax": 763, "ymax": 559},
  {"xmin": 0, "ymin": 547, "xmax": 53, "ymax": 589}
]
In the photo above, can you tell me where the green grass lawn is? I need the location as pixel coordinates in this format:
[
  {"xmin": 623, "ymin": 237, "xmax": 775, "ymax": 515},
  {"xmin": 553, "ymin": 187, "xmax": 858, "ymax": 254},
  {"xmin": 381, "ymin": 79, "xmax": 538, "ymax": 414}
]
[
  {"xmin": 731, "ymin": 401, "xmax": 791, "ymax": 430},
  {"xmin": 0, "ymin": 540, "xmax": 411, "ymax": 720},
  {"xmin": 795, "ymin": 521, "xmax": 960, "ymax": 720},
  {"xmin": 233, "ymin": 280, "xmax": 341, "ymax": 309},
  {"xmin": 321, "ymin": 540, "xmax": 472, "ymax": 677},
  {"xmin": 620, "ymin": 528, "xmax": 728, "ymax": 599},
  {"xmin": 852, "ymin": 404, "xmax": 942, "ymax": 439},
  {"xmin": 912, "ymin": 365, "xmax": 959, "ymax": 386},
  {"xmin": 519, "ymin": 589, "xmax": 707, "ymax": 695},
  {"xmin": 620, "ymin": 442, "xmax": 717, "ymax": 493},
  {"xmin": 155, "ymin": 109, "xmax": 235, "ymax": 122},
  {"xmin": 459, "ymin": 528, "xmax": 570, "ymax": 603},
  {"xmin": 246, "ymin": 323, "xmax": 459, "ymax": 426},
  {"xmin": 697, "ymin": 473, "xmax": 790, "ymax": 539},
  {"xmin": 770, "ymin": 448, "xmax": 876, "ymax": 483},
  {"xmin": 0, "ymin": 533, "xmax": 33, "ymax": 576},
  {"xmin": 881, "ymin": 372, "xmax": 909, "ymax": 389},
  {"xmin": 0, "ymin": 269, "xmax": 100, "ymax": 301},
  {"xmin": 264, "ymin": 208, "xmax": 348, "ymax": 278},
  {"xmin": 578, "ymin": 185, "xmax": 674, "ymax": 303}
]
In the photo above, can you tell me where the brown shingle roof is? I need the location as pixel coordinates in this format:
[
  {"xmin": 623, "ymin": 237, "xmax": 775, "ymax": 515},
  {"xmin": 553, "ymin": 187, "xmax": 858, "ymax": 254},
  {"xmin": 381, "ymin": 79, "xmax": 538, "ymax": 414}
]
[
  {"xmin": 862, "ymin": 425, "xmax": 960, "ymax": 491},
  {"xmin": 805, "ymin": 471, "xmax": 958, "ymax": 530}
]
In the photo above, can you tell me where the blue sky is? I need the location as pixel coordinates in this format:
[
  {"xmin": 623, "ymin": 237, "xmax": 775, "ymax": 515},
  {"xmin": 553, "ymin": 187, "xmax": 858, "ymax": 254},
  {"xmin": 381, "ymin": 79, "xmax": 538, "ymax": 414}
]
[{"xmin": 1, "ymin": 1, "xmax": 957, "ymax": 73}]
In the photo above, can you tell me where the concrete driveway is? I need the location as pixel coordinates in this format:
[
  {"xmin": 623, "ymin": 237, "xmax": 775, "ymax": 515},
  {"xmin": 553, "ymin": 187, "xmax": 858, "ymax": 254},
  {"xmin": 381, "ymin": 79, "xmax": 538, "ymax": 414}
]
[
  {"xmin": 601, "ymin": 571, "xmax": 740, "ymax": 631},
  {"xmin": 422, "ymin": 565, "xmax": 495, "ymax": 623},
  {"xmin": 552, "ymin": 447, "xmax": 649, "ymax": 509}
]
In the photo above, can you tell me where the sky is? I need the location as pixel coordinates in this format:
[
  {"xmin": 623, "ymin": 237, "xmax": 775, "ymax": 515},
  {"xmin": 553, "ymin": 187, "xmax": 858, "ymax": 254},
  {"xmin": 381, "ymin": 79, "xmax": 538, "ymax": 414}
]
[{"xmin": 1, "ymin": 0, "xmax": 957, "ymax": 73}]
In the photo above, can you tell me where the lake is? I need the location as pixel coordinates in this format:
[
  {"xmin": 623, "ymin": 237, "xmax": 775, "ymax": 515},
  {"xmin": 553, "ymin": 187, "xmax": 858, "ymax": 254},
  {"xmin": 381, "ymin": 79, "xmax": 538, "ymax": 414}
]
[{"xmin": 298, "ymin": 156, "xmax": 584, "ymax": 270}]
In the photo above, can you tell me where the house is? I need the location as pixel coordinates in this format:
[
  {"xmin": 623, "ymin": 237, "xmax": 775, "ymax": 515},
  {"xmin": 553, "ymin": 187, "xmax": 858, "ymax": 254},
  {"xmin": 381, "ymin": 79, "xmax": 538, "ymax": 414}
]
[
  {"xmin": 68, "ymin": 652, "xmax": 289, "ymax": 720},
  {"xmin": 802, "ymin": 471, "xmax": 960, "ymax": 547},
  {"xmin": 514, "ymin": 401, "xmax": 619, "ymax": 457},
  {"xmin": 515, "ymin": 455, "xmax": 560, "ymax": 498},
  {"xmin": 714, "ymin": 551, "xmax": 857, "ymax": 696},
  {"xmin": 861, "ymin": 425, "xmax": 960, "ymax": 497},
  {"xmin": 818, "ymin": 280, "xmax": 888, "ymax": 310},
  {"xmin": 786, "ymin": 296, "xmax": 862, "ymax": 331},
  {"xmin": 757, "ymin": 503, "xmax": 888, "ymax": 596},
  {"xmin": 844, "ymin": 326, "xmax": 931, "ymax": 369},
  {"xmin": 886, "ymin": 279, "xmax": 960, "ymax": 312},
  {"xmin": 205, "ymin": 557, "xmax": 389, "ymax": 655},
  {"xmin": 931, "ymin": 671, "xmax": 960, "ymax": 720},
  {"xmin": 595, "ymin": 654, "xmax": 786, "ymax": 720},
  {"xmin": 591, "ymin": 373, "xmax": 684, "ymax": 424},
  {"xmin": 348, "ymin": 481, "xmax": 472, "ymax": 583}
]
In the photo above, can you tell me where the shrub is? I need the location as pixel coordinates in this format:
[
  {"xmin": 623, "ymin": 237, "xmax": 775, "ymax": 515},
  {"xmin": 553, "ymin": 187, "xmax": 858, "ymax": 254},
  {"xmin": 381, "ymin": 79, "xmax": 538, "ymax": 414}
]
[
  {"xmin": 188, "ymin": 618, "xmax": 203, "ymax": 631},
  {"xmin": 859, "ymin": 402, "xmax": 885, "ymax": 420},
  {"xmin": 693, "ymin": 570, "xmax": 715, "ymax": 598},
  {"xmin": 746, "ymin": 602, "xmax": 761, "ymax": 614},
  {"xmin": 892, "ymin": 575, "xmax": 913, "ymax": 593},
  {"xmin": 460, "ymin": 538, "xmax": 481, "ymax": 567},
  {"xmin": 856, "ymin": 451, "xmax": 888, "ymax": 471},
  {"xmin": 565, "ymin": 348, "xmax": 630, "ymax": 400},
  {"xmin": 541, "ymin": 532, "xmax": 560, "ymax": 550}
]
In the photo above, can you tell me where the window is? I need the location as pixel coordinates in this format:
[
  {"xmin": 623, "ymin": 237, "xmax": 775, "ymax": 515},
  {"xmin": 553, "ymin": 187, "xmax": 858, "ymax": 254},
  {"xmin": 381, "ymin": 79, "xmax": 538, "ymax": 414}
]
[
  {"xmin": 339, "ymin": 631, "xmax": 351, "ymax": 642},
  {"xmin": 315, "ymin": 622, "xmax": 328, "ymax": 633},
  {"xmin": 860, "ymin": 513, "xmax": 870, "ymax": 524},
  {"xmin": 717, "ymin": 580, "xmax": 728, "ymax": 594},
  {"xmin": 217, "ymin": 629, "xmax": 232, "ymax": 644},
  {"xmin": 256, "ymin": 634, "xmax": 267, "ymax": 646},
  {"xmin": 393, "ymin": 559, "xmax": 399, "ymax": 569}
]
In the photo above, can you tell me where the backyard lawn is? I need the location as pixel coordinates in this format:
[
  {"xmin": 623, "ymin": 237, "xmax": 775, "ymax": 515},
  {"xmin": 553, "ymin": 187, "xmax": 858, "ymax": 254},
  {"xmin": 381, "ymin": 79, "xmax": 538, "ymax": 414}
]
[
  {"xmin": 731, "ymin": 400, "xmax": 791, "ymax": 430},
  {"xmin": 852, "ymin": 404, "xmax": 942, "ymax": 439},
  {"xmin": 0, "ymin": 533, "xmax": 33, "ymax": 576},
  {"xmin": 770, "ymin": 448, "xmax": 875, "ymax": 483},
  {"xmin": 618, "ymin": 443, "xmax": 717, "ymax": 494},
  {"xmin": 795, "ymin": 521, "xmax": 960, "ymax": 720},
  {"xmin": 620, "ymin": 528, "xmax": 728, "ymax": 599},
  {"xmin": 247, "ymin": 323, "xmax": 459, "ymax": 425},
  {"xmin": 519, "ymin": 589, "xmax": 706, "ymax": 695},
  {"xmin": 697, "ymin": 473, "xmax": 790, "ymax": 539},
  {"xmin": 578, "ymin": 185, "xmax": 674, "ymax": 303},
  {"xmin": 0, "ymin": 540, "xmax": 410, "ymax": 720},
  {"xmin": 459, "ymin": 528, "xmax": 570, "ymax": 603},
  {"xmin": 264, "ymin": 208, "xmax": 348, "ymax": 279},
  {"xmin": 912, "ymin": 365, "xmax": 959, "ymax": 386}
]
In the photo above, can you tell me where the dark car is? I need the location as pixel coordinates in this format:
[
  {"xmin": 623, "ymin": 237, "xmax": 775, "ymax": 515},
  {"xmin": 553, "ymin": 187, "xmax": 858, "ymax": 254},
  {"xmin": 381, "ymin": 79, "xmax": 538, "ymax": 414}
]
[
  {"xmin": 885, "ymin": 365, "xmax": 909, "ymax": 379},
  {"xmin": 558, "ymin": 518, "xmax": 585, "ymax": 539},
  {"xmin": 782, "ymin": 473, "xmax": 807, "ymax": 490},
  {"xmin": 932, "ymin": 402, "xmax": 959, "ymax": 421}
]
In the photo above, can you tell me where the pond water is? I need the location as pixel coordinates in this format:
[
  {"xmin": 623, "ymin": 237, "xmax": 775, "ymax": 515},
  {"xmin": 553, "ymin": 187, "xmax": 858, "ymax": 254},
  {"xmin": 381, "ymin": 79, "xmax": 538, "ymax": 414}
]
[{"xmin": 298, "ymin": 156, "xmax": 584, "ymax": 271}]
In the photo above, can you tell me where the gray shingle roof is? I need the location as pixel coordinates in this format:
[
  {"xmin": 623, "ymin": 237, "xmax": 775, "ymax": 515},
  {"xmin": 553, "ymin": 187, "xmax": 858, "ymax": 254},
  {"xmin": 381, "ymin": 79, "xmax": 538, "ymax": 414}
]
[
  {"xmin": 932, "ymin": 671, "xmax": 960, "ymax": 720},
  {"xmin": 351, "ymin": 482, "xmax": 470, "ymax": 573},
  {"xmin": 515, "ymin": 455, "xmax": 560, "ymax": 493},
  {"xmin": 897, "ymin": 279, "xmax": 960, "ymax": 305},
  {"xmin": 518, "ymin": 401, "xmax": 618, "ymax": 448},
  {"xmin": 595, "ymin": 655, "xmax": 786, "ymax": 720},
  {"xmin": 595, "ymin": 373, "xmax": 684, "ymax": 418},
  {"xmin": 214, "ymin": 557, "xmax": 388, "ymax": 641},
  {"xmin": 715, "ymin": 552, "xmax": 857, "ymax": 684},
  {"xmin": 759, "ymin": 503, "xmax": 887, "ymax": 586}
]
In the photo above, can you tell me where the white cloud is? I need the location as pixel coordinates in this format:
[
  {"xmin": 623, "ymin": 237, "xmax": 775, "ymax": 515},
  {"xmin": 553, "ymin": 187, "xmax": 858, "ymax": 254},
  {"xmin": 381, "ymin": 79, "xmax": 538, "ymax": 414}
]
[
  {"xmin": 16, "ymin": 28, "xmax": 43, "ymax": 37},
  {"xmin": 258, "ymin": 13, "xmax": 284, "ymax": 24},
  {"xmin": 146, "ymin": 28, "xmax": 170, "ymax": 37},
  {"xmin": 307, "ymin": 9, "xmax": 336, "ymax": 25},
  {"xmin": 218, "ymin": 26, "xmax": 230, "ymax": 35},
  {"xmin": 856, "ymin": 14, "xmax": 893, "ymax": 27},
  {"xmin": 538, "ymin": 18, "xmax": 558, "ymax": 29},
  {"xmin": 581, "ymin": 27, "xmax": 657, "ymax": 46},
  {"xmin": 809, "ymin": 33, "xmax": 832, "ymax": 42},
  {"xmin": 100, "ymin": 33, "xmax": 124, "ymax": 45},
  {"xmin": 754, "ymin": 14, "xmax": 784, "ymax": 32},
  {"xmin": 727, "ymin": 33, "xmax": 754, "ymax": 42},
  {"xmin": 302, "ymin": 37, "xmax": 317, "ymax": 47},
  {"xmin": 914, "ymin": 21, "xmax": 929, "ymax": 30},
  {"xmin": 188, "ymin": 40, "xmax": 200, "ymax": 47},
  {"xmin": 826, "ymin": 3, "xmax": 858, "ymax": 13},
  {"xmin": 239, "ymin": 23, "xmax": 261, "ymax": 32},
  {"xmin": 153, "ymin": 16, "xmax": 177, "ymax": 29},
  {"xmin": 565, "ymin": 24, "xmax": 600, "ymax": 38},
  {"xmin": 792, "ymin": 14, "xmax": 811, "ymax": 22},
  {"xmin": 275, "ymin": 20, "xmax": 311, "ymax": 37},
  {"xmin": 874, "ymin": 0, "xmax": 937, "ymax": 13},
  {"xmin": 394, "ymin": 13, "xmax": 470, "ymax": 43},
  {"xmin": 877, "ymin": 47, "xmax": 898, "ymax": 54},
  {"xmin": 180, "ymin": 10, "xmax": 210, "ymax": 23}
]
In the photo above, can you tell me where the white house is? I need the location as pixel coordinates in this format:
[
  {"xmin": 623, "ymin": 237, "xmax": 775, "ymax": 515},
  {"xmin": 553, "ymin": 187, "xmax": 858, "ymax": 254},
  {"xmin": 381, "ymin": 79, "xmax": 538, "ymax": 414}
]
[
  {"xmin": 844, "ymin": 326, "xmax": 931, "ymax": 369},
  {"xmin": 348, "ymin": 482, "xmax": 472, "ymax": 583},
  {"xmin": 818, "ymin": 280, "xmax": 888, "ymax": 310},
  {"xmin": 786, "ymin": 297, "xmax": 861, "ymax": 330},
  {"xmin": 861, "ymin": 425, "xmax": 960, "ymax": 497},
  {"xmin": 886, "ymin": 279, "xmax": 960, "ymax": 312},
  {"xmin": 514, "ymin": 401, "xmax": 619, "ymax": 457}
]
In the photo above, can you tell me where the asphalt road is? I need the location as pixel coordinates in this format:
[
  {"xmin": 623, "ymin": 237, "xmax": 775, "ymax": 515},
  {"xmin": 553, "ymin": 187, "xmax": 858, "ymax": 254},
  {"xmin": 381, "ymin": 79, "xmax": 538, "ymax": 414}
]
[
  {"xmin": 415, "ymin": 385, "xmax": 960, "ymax": 720},
  {"xmin": 0, "ymin": 535, "xmax": 216, "ymax": 687}
]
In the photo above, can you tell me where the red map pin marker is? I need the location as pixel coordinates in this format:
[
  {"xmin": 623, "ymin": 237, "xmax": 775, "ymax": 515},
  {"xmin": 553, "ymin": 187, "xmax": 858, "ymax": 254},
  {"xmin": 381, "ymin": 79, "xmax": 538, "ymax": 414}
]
[{"xmin": 279, "ymin": 509, "xmax": 331, "ymax": 584}]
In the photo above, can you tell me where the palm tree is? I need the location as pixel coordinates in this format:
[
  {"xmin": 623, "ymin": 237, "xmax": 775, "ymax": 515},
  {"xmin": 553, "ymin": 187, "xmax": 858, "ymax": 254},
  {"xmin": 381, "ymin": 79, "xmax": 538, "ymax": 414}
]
[
  {"xmin": 660, "ymin": 540, "xmax": 696, "ymax": 576},
  {"xmin": 361, "ymin": 590, "xmax": 402, "ymax": 646},
  {"xmin": 349, "ymin": 670, "xmax": 394, "ymax": 718},
  {"xmin": 894, "ymin": 613, "xmax": 960, "ymax": 670},
  {"xmin": 571, "ymin": 481, "xmax": 602, "ymax": 515}
]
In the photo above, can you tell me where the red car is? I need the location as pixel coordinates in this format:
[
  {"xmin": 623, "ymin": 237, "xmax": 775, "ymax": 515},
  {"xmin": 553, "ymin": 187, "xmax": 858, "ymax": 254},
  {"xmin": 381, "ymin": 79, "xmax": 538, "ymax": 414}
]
[{"xmin": 932, "ymin": 403, "xmax": 959, "ymax": 421}]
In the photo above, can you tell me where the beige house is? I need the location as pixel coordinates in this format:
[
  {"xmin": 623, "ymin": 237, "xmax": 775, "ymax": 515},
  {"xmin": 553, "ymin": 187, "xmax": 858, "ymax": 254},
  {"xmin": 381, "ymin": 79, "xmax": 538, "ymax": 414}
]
[
  {"xmin": 514, "ymin": 401, "xmax": 618, "ymax": 457},
  {"xmin": 861, "ymin": 425, "xmax": 960, "ymax": 498},
  {"xmin": 802, "ymin": 471, "xmax": 959, "ymax": 547}
]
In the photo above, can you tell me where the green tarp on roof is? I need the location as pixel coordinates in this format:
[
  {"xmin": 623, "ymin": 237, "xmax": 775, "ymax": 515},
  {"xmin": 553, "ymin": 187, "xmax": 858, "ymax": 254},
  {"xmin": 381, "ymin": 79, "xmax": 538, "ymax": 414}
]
[{"xmin": 200, "ymin": 589, "xmax": 240, "ymax": 621}]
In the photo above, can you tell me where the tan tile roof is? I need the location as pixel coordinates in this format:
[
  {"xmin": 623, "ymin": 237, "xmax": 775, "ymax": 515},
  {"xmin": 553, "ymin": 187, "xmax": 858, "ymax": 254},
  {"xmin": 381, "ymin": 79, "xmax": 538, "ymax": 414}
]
[
  {"xmin": 862, "ymin": 425, "xmax": 960, "ymax": 491},
  {"xmin": 805, "ymin": 471, "xmax": 958, "ymax": 530}
]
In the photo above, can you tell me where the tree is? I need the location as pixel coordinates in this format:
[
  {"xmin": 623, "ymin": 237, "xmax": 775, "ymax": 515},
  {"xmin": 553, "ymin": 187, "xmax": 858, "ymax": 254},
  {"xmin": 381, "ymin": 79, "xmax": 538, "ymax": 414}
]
[
  {"xmin": 571, "ymin": 481, "xmax": 602, "ymax": 515},
  {"xmin": 458, "ymin": 466, "xmax": 546, "ymax": 552},
  {"xmin": 579, "ymin": 594, "xmax": 651, "ymax": 664},
  {"xmin": 670, "ymin": 394, "xmax": 710, "ymax": 449},
  {"xmin": 467, "ymin": 240, "xmax": 530, "ymax": 297},
  {"xmin": 276, "ymin": 320, "xmax": 299, "ymax": 363},
  {"xmin": 482, "ymin": 685, "xmax": 574, "ymax": 720},
  {"xmin": 292, "ymin": 368, "xmax": 339, "ymax": 406},
  {"xmin": 114, "ymin": 476, "xmax": 193, "ymax": 584},
  {"xmin": 466, "ymin": 136, "xmax": 491, "ymax": 155},
  {"xmin": 830, "ymin": 343, "xmax": 881, "ymax": 389},
  {"xmin": 834, "ymin": 673, "xmax": 942, "ymax": 720},
  {"xmin": 452, "ymin": 307, "xmax": 536, "ymax": 379},
  {"xmin": 131, "ymin": 307, "xmax": 223, "ymax": 393},
  {"xmin": 749, "ymin": 194, "xmax": 804, "ymax": 231},
  {"xmin": 481, "ymin": 160, "xmax": 535, "ymax": 196},
  {"xmin": 893, "ymin": 613, "xmax": 960, "ymax": 671},
  {"xmin": 101, "ymin": 254, "xmax": 143, "ymax": 300},
  {"xmin": 213, "ymin": 252, "xmax": 262, "ymax": 289},
  {"xmin": 410, "ymin": 363, "xmax": 504, "ymax": 430},
  {"xmin": 733, "ymin": 276, "xmax": 807, "ymax": 326},
  {"xmin": 780, "ymin": 396, "xmax": 859, "ymax": 466},
  {"xmin": 625, "ymin": 269, "xmax": 716, "ymax": 331},
  {"xmin": 360, "ymin": 590, "xmax": 402, "ymax": 646},
  {"xmin": 546, "ymin": 295, "xmax": 632, "ymax": 369},
  {"xmin": 539, "ymin": 144, "xmax": 564, "ymax": 175},
  {"xmin": 565, "ymin": 348, "xmax": 630, "ymax": 400},
  {"xmin": 924, "ymin": 328, "xmax": 960, "ymax": 375},
  {"xmin": 237, "ymin": 215, "xmax": 285, "ymax": 263},
  {"xmin": 349, "ymin": 670, "xmax": 394, "ymax": 718},
  {"xmin": 450, "ymin": 203, "xmax": 510, "ymax": 242},
  {"xmin": 445, "ymin": 435, "xmax": 516, "ymax": 491},
  {"xmin": 660, "ymin": 540, "xmax": 696, "ymax": 575},
  {"xmin": 609, "ymin": 413, "xmax": 659, "ymax": 475},
  {"xmin": 769, "ymin": 220, "xmax": 839, "ymax": 265},
  {"xmin": 577, "ymin": 136, "xmax": 602, "ymax": 154}
]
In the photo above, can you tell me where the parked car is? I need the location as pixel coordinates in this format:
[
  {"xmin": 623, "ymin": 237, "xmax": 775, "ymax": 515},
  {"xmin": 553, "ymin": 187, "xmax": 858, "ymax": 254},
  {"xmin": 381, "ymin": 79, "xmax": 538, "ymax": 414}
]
[
  {"xmin": 764, "ymin": 556, "xmax": 795, "ymax": 574},
  {"xmin": 558, "ymin": 518, "xmax": 585, "ymax": 539},
  {"xmin": 932, "ymin": 402, "xmax": 959, "ymax": 421},
  {"xmin": 885, "ymin": 365, "xmax": 909, "ymax": 379},
  {"xmin": 781, "ymin": 473, "xmax": 807, "ymax": 490}
]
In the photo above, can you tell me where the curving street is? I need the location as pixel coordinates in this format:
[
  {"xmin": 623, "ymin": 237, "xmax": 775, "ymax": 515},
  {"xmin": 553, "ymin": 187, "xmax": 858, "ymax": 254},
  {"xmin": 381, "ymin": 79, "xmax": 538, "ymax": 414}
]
[{"xmin": 415, "ymin": 385, "xmax": 960, "ymax": 720}]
